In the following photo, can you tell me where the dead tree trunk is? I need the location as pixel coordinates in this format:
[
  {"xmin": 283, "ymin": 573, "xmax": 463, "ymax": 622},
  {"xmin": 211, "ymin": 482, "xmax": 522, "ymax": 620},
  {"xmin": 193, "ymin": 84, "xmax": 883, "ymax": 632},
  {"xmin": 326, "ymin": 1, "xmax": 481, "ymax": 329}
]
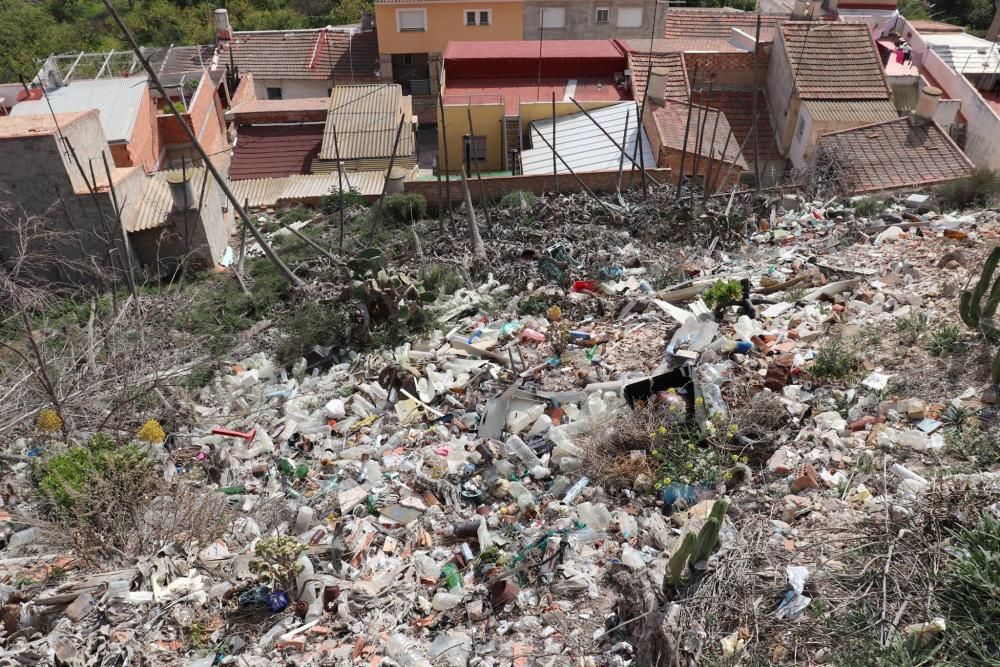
[{"xmin": 459, "ymin": 167, "xmax": 486, "ymax": 260}]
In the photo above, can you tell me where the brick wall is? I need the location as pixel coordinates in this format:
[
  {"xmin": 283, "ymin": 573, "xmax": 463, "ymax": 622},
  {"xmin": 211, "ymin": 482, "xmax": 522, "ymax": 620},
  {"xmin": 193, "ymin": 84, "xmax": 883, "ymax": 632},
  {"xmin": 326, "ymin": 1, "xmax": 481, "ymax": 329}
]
[
  {"xmin": 404, "ymin": 168, "xmax": 672, "ymax": 205},
  {"xmin": 685, "ymin": 49, "xmax": 771, "ymax": 87},
  {"xmin": 123, "ymin": 87, "xmax": 159, "ymax": 172},
  {"xmin": 231, "ymin": 73, "xmax": 257, "ymax": 108}
]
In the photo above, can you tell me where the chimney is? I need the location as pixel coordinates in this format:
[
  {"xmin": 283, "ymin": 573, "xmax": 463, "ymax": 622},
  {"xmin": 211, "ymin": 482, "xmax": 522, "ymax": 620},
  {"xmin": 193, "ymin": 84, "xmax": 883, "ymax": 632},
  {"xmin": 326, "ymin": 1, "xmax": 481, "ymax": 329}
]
[
  {"xmin": 647, "ymin": 67, "xmax": 668, "ymax": 105},
  {"xmin": 361, "ymin": 11, "xmax": 374, "ymax": 31},
  {"xmin": 792, "ymin": 0, "xmax": 812, "ymax": 19},
  {"xmin": 166, "ymin": 170, "xmax": 196, "ymax": 212},
  {"xmin": 214, "ymin": 8, "xmax": 233, "ymax": 41},
  {"xmin": 914, "ymin": 85, "xmax": 942, "ymax": 121}
]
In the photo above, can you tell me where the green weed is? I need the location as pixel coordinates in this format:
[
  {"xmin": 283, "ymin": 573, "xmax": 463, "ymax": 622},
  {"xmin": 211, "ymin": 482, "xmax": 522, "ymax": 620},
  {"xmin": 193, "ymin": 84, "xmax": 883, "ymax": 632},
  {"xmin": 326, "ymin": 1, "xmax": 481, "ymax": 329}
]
[
  {"xmin": 926, "ymin": 323, "xmax": 963, "ymax": 356},
  {"xmin": 811, "ymin": 338, "xmax": 862, "ymax": 381}
]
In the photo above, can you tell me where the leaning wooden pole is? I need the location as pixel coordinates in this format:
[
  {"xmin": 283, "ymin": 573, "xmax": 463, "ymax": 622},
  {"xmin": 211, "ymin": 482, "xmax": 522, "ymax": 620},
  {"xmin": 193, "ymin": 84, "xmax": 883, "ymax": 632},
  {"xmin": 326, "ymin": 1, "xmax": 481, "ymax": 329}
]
[
  {"xmin": 331, "ymin": 122, "xmax": 347, "ymax": 252},
  {"xmin": 370, "ymin": 112, "xmax": 406, "ymax": 238},
  {"xmin": 100, "ymin": 0, "xmax": 302, "ymax": 288},
  {"xmin": 751, "ymin": 13, "xmax": 763, "ymax": 191},
  {"xmin": 466, "ymin": 105, "xmax": 493, "ymax": 234},
  {"xmin": 675, "ymin": 65, "xmax": 699, "ymax": 199}
]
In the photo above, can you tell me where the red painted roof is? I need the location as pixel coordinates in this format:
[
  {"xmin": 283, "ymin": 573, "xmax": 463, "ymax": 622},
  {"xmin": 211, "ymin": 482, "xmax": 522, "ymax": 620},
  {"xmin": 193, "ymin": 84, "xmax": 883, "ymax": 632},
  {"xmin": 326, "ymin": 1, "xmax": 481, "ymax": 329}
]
[
  {"xmin": 230, "ymin": 124, "xmax": 324, "ymax": 180},
  {"xmin": 444, "ymin": 40, "xmax": 625, "ymax": 61},
  {"xmin": 444, "ymin": 78, "xmax": 628, "ymax": 115},
  {"xmin": 444, "ymin": 40, "xmax": 627, "ymax": 79}
]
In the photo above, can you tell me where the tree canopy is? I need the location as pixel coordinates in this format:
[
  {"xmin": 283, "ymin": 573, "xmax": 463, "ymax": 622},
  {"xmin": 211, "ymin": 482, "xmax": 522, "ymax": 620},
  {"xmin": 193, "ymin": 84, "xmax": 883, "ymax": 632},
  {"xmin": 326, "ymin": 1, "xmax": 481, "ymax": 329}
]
[{"xmin": 0, "ymin": 0, "xmax": 374, "ymax": 82}]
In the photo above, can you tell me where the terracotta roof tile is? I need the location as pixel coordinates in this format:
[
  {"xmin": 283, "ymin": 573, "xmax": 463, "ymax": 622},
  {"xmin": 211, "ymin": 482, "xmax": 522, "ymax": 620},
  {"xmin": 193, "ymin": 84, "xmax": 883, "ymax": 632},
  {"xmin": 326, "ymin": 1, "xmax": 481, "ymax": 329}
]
[
  {"xmin": 817, "ymin": 117, "xmax": 974, "ymax": 193},
  {"xmin": 651, "ymin": 101, "xmax": 747, "ymax": 168},
  {"xmin": 156, "ymin": 45, "xmax": 216, "ymax": 76},
  {"xmin": 623, "ymin": 37, "xmax": 748, "ymax": 54},
  {"xmin": 230, "ymin": 124, "xmax": 324, "ymax": 180},
  {"xmin": 628, "ymin": 52, "xmax": 689, "ymax": 103},
  {"xmin": 663, "ymin": 9, "xmax": 786, "ymax": 40},
  {"xmin": 691, "ymin": 88, "xmax": 782, "ymax": 162},
  {"xmin": 220, "ymin": 29, "xmax": 379, "ymax": 82},
  {"xmin": 781, "ymin": 22, "xmax": 891, "ymax": 100}
]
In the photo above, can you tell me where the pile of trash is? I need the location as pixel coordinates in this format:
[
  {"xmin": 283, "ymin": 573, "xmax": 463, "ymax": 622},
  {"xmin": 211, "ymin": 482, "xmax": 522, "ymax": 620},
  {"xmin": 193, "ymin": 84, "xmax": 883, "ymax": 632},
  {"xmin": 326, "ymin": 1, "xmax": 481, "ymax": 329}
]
[{"xmin": 2, "ymin": 193, "xmax": 1000, "ymax": 666}]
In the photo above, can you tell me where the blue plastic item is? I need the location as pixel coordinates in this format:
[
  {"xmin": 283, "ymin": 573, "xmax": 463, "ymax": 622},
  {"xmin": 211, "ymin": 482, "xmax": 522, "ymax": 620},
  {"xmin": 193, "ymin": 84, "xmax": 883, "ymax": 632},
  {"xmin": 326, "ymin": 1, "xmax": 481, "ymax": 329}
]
[{"xmin": 267, "ymin": 590, "xmax": 290, "ymax": 613}]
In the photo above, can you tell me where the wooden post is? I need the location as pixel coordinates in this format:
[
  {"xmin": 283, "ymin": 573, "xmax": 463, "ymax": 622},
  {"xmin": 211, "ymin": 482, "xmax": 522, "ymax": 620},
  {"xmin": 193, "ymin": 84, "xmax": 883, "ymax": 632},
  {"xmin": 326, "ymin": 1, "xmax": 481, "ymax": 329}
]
[
  {"xmin": 370, "ymin": 112, "xmax": 406, "ymax": 237},
  {"xmin": 437, "ymin": 84, "xmax": 456, "ymax": 234},
  {"xmin": 675, "ymin": 65, "xmax": 699, "ymax": 198},
  {"xmin": 466, "ymin": 105, "xmax": 493, "ymax": 234},
  {"xmin": 551, "ymin": 90, "xmax": 558, "ymax": 192},
  {"xmin": 331, "ymin": 122, "xmax": 346, "ymax": 252},
  {"xmin": 751, "ymin": 13, "xmax": 763, "ymax": 191},
  {"xmin": 617, "ymin": 108, "xmax": 630, "ymax": 194}
]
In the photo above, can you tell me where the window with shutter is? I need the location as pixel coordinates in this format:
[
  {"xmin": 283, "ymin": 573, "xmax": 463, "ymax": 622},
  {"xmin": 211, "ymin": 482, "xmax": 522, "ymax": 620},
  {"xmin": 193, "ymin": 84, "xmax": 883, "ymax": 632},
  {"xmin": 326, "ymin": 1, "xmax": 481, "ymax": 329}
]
[
  {"xmin": 540, "ymin": 7, "xmax": 565, "ymax": 28},
  {"xmin": 397, "ymin": 9, "xmax": 426, "ymax": 31},
  {"xmin": 616, "ymin": 7, "xmax": 642, "ymax": 27}
]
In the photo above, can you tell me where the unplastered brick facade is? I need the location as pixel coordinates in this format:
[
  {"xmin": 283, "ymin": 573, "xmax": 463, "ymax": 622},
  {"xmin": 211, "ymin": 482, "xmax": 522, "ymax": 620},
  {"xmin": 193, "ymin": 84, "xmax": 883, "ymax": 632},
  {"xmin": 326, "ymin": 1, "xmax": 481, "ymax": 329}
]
[
  {"xmin": 685, "ymin": 50, "xmax": 771, "ymax": 88},
  {"xmin": 405, "ymin": 168, "xmax": 673, "ymax": 204}
]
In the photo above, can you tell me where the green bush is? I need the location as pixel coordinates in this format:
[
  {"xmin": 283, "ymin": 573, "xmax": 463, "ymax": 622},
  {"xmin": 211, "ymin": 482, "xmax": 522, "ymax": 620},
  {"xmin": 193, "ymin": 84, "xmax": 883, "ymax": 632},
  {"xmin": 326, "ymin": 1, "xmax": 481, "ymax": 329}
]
[
  {"xmin": 926, "ymin": 323, "xmax": 963, "ymax": 356},
  {"xmin": 853, "ymin": 196, "xmax": 884, "ymax": 217},
  {"xmin": 36, "ymin": 434, "xmax": 153, "ymax": 512},
  {"xmin": 811, "ymin": 338, "xmax": 862, "ymax": 381},
  {"xmin": 382, "ymin": 193, "xmax": 427, "ymax": 225},
  {"xmin": 320, "ymin": 188, "xmax": 367, "ymax": 214},
  {"xmin": 702, "ymin": 279, "xmax": 743, "ymax": 311},
  {"xmin": 499, "ymin": 190, "xmax": 536, "ymax": 209},
  {"xmin": 277, "ymin": 205, "xmax": 313, "ymax": 225},
  {"xmin": 276, "ymin": 300, "xmax": 348, "ymax": 365},
  {"xmin": 519, "ymin": 294, "xmax": 550, "ymax": 316},
  {"xmin": 418, "ymin": 264, "xmax": 463, "ymax": 296},
  {"xmin": 936, "ymin": 168, "xmax": 1000, "ymax": 210}
]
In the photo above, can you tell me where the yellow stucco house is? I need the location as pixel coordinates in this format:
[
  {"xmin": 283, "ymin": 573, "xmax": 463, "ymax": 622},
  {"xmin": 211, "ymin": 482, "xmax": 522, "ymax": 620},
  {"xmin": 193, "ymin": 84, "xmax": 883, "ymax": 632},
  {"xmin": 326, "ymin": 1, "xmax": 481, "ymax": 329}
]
[{"xmin": 374, "ymin": 0, "xmax": 524, "ymax": 94}]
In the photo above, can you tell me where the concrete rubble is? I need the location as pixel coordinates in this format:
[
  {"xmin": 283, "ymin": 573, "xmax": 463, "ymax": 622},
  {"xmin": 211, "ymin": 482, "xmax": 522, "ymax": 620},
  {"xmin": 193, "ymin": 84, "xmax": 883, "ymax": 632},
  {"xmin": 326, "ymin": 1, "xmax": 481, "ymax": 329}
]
[{"xmin": 2, "ymin": 193, "xmax": 1000, "ymax": 665}]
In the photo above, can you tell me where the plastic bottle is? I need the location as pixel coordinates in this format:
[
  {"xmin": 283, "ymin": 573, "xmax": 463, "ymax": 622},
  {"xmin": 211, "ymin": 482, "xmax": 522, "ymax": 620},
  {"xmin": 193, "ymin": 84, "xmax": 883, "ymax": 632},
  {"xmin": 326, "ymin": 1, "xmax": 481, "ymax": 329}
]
[
  {"xmin": 701, "ymin": 383, "xmax": 729, "ymax": 420},
  {"xmin": 386, "ymin": 633, "xmax": 433, "ymax": 667},
  {"xmin": 576, "ymin": 502, "xmax": 612, "ymax": 531},
  {"xmin": 414, "ymin": 554, "xmax": 442, "ymax": 580},
  {"xmin": 431, "ymin": 591, "xmax": 463, "ymax": 611},
  {"xmin": 563, "ymin": 476, "xmax": 590, "ymax": 504},
  {"xmin": 505, "ymin": 435, "xmax": 543, "ymax": 468},
  {"xmin": 507, "ymin": 481, "xmax": 537, "ymax": 511},
  {"xmin": 441, "ymin": 563, "xmax": 462, "ymax": 590}
]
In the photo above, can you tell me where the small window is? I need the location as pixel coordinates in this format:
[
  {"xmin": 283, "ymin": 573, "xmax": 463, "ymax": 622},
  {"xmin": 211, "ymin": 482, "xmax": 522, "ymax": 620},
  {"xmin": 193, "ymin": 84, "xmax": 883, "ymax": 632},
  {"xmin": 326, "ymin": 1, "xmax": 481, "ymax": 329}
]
[
  {"xmin": 266, "ymin": 87, "xmax": 282, "ymax": 100},
  {"xmin": 540, "ymin": 7, "xmax": 565, "ymax": 28},
  {"xmin": 465, "ymin": 135, "xmax": 487, "ymax": 161},
  {"xmin": 402, "ymin": 53, "xmax": 414, "ymax": 65},
  {"xmin": 464, "ymin": 9, "xmax": 491, "ymax": 25},
  {"xmin": 397, "ymin": 8, "xmax": 426, "ymax": 31},
  {"xmin": 326, "ymin": 88, "xmax": 332, "ymax": 96},
  {"xmin": 616, "ymin": 7, "xmax": 643, "ymax": 27},
  {"xmin": 595, "ymin": 7, "xmax": 610, "ymax": 23}
]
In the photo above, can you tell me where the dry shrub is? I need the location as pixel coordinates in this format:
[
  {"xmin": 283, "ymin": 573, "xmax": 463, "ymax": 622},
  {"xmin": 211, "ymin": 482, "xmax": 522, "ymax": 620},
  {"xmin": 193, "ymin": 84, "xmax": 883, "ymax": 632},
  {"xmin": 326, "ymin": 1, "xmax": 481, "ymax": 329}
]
[
  {"xmin": 581, "ymin": 402, "xmax": 678, "ymax": 489},
  {"xmin": 727, "ymin": 379, "xmax": 787, "ymax": 443},
  {"xmin": 67, "ymin": 481, "xmax": 235, "ymax": 564}
]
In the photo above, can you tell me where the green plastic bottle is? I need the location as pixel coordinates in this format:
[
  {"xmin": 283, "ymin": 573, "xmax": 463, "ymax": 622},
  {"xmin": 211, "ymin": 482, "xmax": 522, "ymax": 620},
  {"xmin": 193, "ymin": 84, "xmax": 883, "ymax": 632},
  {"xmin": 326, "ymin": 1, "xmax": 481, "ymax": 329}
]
[
  {"xmin": 218, "ymin": 485, "xmax": 246, "ymax": 495},
  {"xmin": 441, "ymin": 563, "xmax": 461, "ymax": 590},
  {"xmin": 277, "ymin": 458, "xmax": 295, "ymax": 475}
]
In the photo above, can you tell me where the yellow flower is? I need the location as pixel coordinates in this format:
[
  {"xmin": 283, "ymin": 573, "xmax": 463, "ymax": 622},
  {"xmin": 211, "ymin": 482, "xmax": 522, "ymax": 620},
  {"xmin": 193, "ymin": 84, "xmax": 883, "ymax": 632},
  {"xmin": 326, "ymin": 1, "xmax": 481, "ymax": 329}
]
[
  {"xmin": 36, "ymin": 409, "xmax": 63, "ymax": 434},
  {"xmin": 695, "ymin": 397, "xmax": 704, "ymax": 406},
  {"xmin": 136, "ymin": 419, "xmax": 166, "ymax": 445},
  {"xmin": 658, "ymin": 426, "xmax": 668, "ymax": 435}
]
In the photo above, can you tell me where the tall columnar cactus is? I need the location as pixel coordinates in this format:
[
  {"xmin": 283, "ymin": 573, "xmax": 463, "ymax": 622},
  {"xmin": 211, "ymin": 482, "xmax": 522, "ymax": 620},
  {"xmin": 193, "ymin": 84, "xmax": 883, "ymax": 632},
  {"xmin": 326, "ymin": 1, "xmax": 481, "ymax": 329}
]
[
  {"xmin": 663, "ymin": 500, "xmax": 728, "ymax": 591},
  {"xmin": 959, "ymin": 246, "xmax": 1000, "ymax": 384}
]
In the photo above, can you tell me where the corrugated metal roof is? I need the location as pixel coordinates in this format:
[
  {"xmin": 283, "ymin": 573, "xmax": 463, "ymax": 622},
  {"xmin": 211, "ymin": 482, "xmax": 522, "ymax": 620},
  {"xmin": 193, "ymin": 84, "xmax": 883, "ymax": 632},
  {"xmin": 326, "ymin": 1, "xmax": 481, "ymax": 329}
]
[
  {"xmin": 521, "ymin": 102, "xmax": 656, "ymax": 175},
  {"xmin": 924, "ymin": 33, "xmax": 1000, "ymax": 74},
  {"xmin": 130, "ymin": 167, "xmax": 208, "ymax": 233},
  {"xmin": 231, "ymin": 171, "xmax": 386, "ymax": 207},
  {"xmin": 10, "ymin": 76, "xmax": 148, "ymax": 143},
  {"xmin": 319, "ymin": 84, "xmax": 415, "ymax": 160},
  {"xmin": 802, "ymin": 99, "xmax": 898, "ymax": 124}
]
